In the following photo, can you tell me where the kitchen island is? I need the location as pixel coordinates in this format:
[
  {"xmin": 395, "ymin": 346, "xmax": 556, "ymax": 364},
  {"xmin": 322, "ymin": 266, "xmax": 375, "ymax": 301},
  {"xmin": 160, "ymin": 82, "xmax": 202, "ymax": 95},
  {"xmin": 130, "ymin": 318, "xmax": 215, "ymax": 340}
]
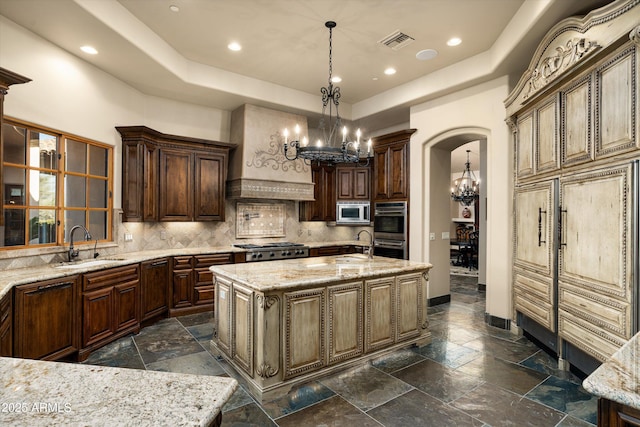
[
  {"xmin": 210, "ymin": 254, "xmax": 432, "ymax": 401},
  {"xmin": 0, "ymin": 357, "xmax": 237, "ymax": 426},
  {"xmin": 583, "ymin": 331, "xmax": 640, "ymax": 426}
]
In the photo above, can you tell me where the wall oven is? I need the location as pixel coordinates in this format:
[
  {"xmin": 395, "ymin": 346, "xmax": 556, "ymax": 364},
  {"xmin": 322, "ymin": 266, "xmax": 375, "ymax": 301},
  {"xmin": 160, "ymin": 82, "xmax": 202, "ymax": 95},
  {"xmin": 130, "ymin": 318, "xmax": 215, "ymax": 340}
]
[{"xmin": 373, "ymin": 201, "xmax": 408, "ymax": 259}]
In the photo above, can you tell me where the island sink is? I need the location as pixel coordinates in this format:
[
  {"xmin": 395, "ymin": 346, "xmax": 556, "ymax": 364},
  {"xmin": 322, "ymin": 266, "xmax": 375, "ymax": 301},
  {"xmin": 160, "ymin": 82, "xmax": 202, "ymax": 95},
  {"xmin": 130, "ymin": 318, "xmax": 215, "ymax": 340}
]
[{"xmin": 210, "ymin": 255, "xmax": 432, "ymax": 402}]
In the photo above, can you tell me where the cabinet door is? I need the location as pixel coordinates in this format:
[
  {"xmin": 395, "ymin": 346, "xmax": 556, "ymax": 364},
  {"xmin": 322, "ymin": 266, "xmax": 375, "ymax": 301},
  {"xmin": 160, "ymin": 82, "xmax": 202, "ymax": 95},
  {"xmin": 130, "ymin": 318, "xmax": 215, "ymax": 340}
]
[
  {"xmin": 396, "ymin": 273, "xmax": 423, "ymax": 341},
  {"xmin": 140, "ymin": 258, "xmax": 169, "ymax": 321},
  {"xmin": 558, "ymin": 163, "xmax": 634, "ymax": 361},
  {"xmin": 353, "ymin": 167, "xmax": 370, "ymax": 200},
  {"xmin": 215, "ymin": 276, "xmax": 232, "ymax": 356},
  {"xmin": 337, "ymin": 167, "xmax": 354, "ymax": 200},
  {"xmin": 599, "ymin": 398, "xmax": 640, "ymax": 427},
  {"xmin": 513, "ymin": 181, "xmax": 556, "ymax": 332},
  {"xmin": 284, "ymin": 288, "xmax": 325, "ymax": 379},
  {"xmin": 231, "ymin": 283, "xmax": 254, "ymax": 374},
  {"xmin": 159, "ymin": 148, "xmax": 193, "ymax": 221},
  {"xmin": 536, "ymin": 95, "xmax": 560, "ymax": 174},
  {"xmin": 0, "ymin": 292, "xmax": 12, "ymax": 357},
  {"xmin": 82, "ymin": 286, "xmax": 115, "ymax": 347},
  {"xmin": 300, "ymin": 164, "xmax": 336, "ymax": 221},
  {"xmin": 194, "ymin": 153, "xmax": 226, "ymax": 221},
  {"xmin": 365, "ymin": 277, "xmax": 395, "ymax": 352},
  {"xmin": 122, "ymin": 141, "xmax": 158, "ymax": 222},
  {"xmin": 172, "ymin": 256, "xmax": 194, "ymax": 309},
  {"xmin": 114, "ymin": 281, "xmax": 139, "ymax": 333},
  {"xmin": 14, "ymin": 276, "xmax": 79, "ymax": 360},
  {"xmin": 389, "ymin": 143, "xmax": 408, "ymax": 199},
  {"xmin": 328, "ymin": 282, "xmax": 363, "ymax": 364},
  {"xmin": 516, "ymin": 111, "xmax": 534, "ymax": 180},
  {"xmin": 373, "ymin": 146, "xmax": 390, "ymax": 200},
  {"xmin": 562, "ymin": 74, "xmax": 593, "ymax": 167}
]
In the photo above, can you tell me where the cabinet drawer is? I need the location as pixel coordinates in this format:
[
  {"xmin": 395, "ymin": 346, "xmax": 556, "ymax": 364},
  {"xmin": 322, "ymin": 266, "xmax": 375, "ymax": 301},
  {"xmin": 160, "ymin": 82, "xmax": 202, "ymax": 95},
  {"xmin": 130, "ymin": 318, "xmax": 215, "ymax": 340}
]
[
  {"xmin": 172, "ymin": 256, "xmax": 193, "ymax": 270},
  {"xmin": 83, "ymin": 264, "xmax": 140, "ymax": 291},
  {"xmin": 195, "ymin": 253, "xmax": 233, "ymax": 267}
]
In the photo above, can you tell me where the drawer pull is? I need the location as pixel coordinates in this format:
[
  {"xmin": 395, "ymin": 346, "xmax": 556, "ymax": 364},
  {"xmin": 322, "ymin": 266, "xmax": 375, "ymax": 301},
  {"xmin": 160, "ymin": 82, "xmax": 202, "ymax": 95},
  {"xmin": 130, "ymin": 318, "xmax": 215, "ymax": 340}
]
[{"xmin": 151, "ymin": 261, "xmax": 168, "ymax": 267}]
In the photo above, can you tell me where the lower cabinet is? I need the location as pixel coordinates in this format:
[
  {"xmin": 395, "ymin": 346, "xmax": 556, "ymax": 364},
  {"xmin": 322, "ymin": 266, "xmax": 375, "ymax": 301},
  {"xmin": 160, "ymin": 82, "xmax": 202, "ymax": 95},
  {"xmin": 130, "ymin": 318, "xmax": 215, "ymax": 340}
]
[
  {"xmin": 13, "ymin": 276, "xmax": 80, "ymax": 361},
  {"xmin": 309, "ymin": 245, "xmax": 357, "ymax": 257},
  {"xmin": 79, "ymin": 265, "xmax": 140, "ymax": 361},
  {"xmin": 0, "ymin": 291, "xmax": 12, "ymax": 357},
  {"xmin": 598, "ymin": 398, "xmax": 640, "ymax": 427},
  {"xmin": 140, "ymin": 258, "xmax": 170, "ymax": 322},
  {"xmin": 170, "ymin": 253, "xmax": 233, "ymax": 316}
]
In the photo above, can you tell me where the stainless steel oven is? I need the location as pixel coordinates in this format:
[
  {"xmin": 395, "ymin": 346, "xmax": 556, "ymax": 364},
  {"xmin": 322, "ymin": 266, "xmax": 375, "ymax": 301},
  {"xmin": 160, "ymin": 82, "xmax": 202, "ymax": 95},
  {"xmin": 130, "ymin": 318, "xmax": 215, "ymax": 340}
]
[{"xmin": 373, "ymin": 201, "xmax": 408, "ymax": 259}]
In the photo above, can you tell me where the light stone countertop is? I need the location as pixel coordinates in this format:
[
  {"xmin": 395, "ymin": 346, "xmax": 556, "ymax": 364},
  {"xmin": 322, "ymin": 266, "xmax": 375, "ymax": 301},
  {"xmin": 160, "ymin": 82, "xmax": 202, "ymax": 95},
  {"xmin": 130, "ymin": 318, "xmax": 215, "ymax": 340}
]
[
  {"xmin": 210, "ymin": 254, "xmax": 432, "ymax": 292},
  {"xmin": 583, "ymin": 331, "xmax": 640, "ymax": 410},
  {"xmin": 0, "ymin": 357, "xmax": 237, "ymax": 426},
  {"xmin": 0, "ymin": 241, "xmax": 368, "ymax": 299}
]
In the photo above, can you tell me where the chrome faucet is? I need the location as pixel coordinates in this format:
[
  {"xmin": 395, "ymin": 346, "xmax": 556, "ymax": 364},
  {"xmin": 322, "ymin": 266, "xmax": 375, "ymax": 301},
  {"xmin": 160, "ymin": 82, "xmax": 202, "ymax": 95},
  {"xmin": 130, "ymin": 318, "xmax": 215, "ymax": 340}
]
[
  {"xmin": 356, "ymin": 229, "xmax": 374, "ymax": 259},
  {"xmin": 68, "ymin": 224, "xmax": 92, "ymax": 262}
]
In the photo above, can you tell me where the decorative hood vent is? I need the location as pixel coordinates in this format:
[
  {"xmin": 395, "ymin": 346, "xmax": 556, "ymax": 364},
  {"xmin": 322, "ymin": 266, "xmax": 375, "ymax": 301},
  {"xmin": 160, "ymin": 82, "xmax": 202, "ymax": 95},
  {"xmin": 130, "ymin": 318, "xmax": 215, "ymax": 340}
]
[
  {"xmin": 226, "ymin": 104, "xmax": 315, "ymax": 201},
  {"xmin": 378, "ymin": 30, "xmax": 415, "ymax": 50}
]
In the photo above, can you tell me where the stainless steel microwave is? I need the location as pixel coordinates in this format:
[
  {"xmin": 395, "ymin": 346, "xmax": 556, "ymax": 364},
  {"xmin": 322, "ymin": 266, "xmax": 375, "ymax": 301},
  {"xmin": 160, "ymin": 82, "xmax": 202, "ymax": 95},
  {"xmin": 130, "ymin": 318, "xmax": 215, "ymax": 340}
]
[{"xmin": 336, "ymin": 201, "xmax": 371, "ymax": 225}]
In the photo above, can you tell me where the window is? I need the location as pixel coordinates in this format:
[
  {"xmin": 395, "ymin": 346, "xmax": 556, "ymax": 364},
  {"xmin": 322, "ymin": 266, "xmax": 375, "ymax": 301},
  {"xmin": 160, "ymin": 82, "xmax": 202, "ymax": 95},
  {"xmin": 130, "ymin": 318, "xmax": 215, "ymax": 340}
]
[{"xmin": 2, "ymin": 120, "xmax": 113, "ymax": 249}]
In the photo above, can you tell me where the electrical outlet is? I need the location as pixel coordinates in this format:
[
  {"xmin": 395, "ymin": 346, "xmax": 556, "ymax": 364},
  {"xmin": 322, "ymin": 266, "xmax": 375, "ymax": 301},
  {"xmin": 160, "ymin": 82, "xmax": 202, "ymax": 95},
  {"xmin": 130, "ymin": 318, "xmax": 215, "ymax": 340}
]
[
  {"xmin": 442, "ymin": 231, "xmax": 450, "ymax": 240},
  {"xmin": 124, "ymin": 233, "xmax": 133, "ymax": 242},
  {"xmin": 429, "ymin": 233, "xmax": 436, "ymax": 241},
  {"xmin": 160, "ymin": 231, "xmax": 167, "ymax": 240}
]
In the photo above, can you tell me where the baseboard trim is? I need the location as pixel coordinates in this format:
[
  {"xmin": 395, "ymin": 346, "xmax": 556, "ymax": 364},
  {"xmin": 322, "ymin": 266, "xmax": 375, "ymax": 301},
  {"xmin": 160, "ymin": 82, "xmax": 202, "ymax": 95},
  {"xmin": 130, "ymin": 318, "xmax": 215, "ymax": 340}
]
[{"xmin": 428, "ymin": 294, "xmax": 451, "ymax": 307}]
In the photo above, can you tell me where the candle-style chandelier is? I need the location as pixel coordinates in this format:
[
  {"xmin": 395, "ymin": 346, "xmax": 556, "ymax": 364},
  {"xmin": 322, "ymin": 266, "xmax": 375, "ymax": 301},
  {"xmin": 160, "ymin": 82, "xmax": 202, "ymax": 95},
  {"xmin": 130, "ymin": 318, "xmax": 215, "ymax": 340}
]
[
  {"xmin": 451, "ymin": 150, "xmax": 480, "ymax": 206},
  {"xmin": 283, "ymin": 21, "xmax": 372, "ymax": 166}
]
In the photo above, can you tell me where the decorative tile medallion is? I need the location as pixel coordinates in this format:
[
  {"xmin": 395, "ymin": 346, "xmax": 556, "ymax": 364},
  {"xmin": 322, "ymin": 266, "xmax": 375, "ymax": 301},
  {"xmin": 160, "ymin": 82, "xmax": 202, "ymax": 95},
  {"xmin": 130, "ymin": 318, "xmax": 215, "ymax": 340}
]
[{"xmin": 236, "ymin": 202, "xmax": 285, "ymax": 238}]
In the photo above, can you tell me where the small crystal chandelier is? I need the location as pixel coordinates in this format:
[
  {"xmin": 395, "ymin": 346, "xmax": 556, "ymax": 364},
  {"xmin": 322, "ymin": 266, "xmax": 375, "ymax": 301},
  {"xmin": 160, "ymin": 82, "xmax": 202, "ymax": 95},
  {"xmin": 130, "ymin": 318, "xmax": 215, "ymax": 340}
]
[
  {"xmin": 283, "ymin": 21, "xmax": 372, "ymax": 166},
  {"xmin": 451, "ymin": 150, "xmax": 480, "ymax": 206}
]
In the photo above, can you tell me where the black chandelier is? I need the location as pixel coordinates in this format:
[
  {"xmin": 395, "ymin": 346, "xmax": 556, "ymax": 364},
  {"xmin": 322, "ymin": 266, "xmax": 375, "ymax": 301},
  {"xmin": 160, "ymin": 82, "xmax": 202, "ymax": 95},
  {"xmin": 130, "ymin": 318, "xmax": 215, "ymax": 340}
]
[
  {"xmin": 451, "ymin": 150, "xmax": 480, "ymax": 206},
  {"xmin": 283, "ymin": 21, "xmax": 372, "ymax": 166}
]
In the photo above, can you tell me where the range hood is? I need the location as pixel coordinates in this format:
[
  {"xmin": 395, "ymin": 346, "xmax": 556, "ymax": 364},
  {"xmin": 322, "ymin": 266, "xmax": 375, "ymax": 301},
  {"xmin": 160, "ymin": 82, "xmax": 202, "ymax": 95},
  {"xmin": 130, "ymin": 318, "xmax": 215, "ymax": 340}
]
[{"xmin": 227, "ymin": 104, "xmax": 314, "ymax": 201}]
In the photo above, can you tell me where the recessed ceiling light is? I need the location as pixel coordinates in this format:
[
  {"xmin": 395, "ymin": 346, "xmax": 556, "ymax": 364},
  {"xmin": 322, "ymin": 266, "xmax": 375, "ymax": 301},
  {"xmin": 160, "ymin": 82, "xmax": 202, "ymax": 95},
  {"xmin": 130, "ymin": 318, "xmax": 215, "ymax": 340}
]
[
  {"xmin": 227, "ymin": 42, "xmax": 242, "ymax": 51},
  {"xmin": 384, "ymin": 67, "xmax": 396, "ymax": 76},
  {"xmin": 169, "ymin": 5, "xmax": 179, "ymax": 12},
  {"xmin": 331, "ymin": 76, "xmax": 342, "ymax": 83},
  {"xmin": 416, "ymin": 49, "xmax": 438, "ymax": 61},
  {"xmin": 80, "ymin": 45, "xmax": 98, "ymax": 55},
  {"xmin": 447, "ymin": 37, "xmax": 462, "ymax": 47}
]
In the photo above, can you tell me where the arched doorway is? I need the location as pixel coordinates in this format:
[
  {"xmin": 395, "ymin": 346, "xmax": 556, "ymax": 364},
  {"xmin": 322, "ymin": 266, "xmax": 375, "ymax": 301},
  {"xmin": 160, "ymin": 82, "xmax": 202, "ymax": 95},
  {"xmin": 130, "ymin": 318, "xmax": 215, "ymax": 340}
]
[{"xmin": 422, "ymin": 128, "xmax": 488, "ymax": 309}]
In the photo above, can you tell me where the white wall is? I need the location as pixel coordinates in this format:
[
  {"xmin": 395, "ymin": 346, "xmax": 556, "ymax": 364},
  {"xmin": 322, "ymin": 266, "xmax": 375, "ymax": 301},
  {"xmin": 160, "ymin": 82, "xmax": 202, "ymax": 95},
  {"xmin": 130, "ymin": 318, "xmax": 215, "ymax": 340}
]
[
  {"xmin": 0, "ymin": 15, "xmax": 231, "ymax": 210},
  {"xmin": 409, "ymin": 76, "xmax": 514, "ymax": 321}
]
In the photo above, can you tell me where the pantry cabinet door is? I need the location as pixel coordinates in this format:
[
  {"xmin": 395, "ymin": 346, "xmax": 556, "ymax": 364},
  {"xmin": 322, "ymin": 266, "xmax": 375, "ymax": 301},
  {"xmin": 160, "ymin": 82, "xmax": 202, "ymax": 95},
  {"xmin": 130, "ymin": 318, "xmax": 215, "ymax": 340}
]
[
  {"xmin": 562, "ymin": 74, "xmax": 593, "ymax": 167},
  {"xmin": 513, "ymin": 181, "xmax": 556, "ymax": 331},
  {"xmin": 536, "ymin": 95, "xmax": 560, "ymax": 174},
  {"xmin": 516, "ymin": 111, "xmax": 535, "ymax": 180},
  {"xmin": 558, "ymin": 163, "xmax": 634, "ymax": 361}
]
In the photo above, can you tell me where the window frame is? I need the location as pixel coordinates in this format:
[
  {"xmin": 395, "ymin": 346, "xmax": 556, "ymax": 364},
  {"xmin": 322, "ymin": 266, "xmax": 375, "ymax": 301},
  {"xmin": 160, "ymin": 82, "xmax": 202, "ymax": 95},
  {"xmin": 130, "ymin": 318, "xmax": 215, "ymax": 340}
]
[{"xmin": 1, "ymin": 118, "xmax": 114, "ymax": 250}]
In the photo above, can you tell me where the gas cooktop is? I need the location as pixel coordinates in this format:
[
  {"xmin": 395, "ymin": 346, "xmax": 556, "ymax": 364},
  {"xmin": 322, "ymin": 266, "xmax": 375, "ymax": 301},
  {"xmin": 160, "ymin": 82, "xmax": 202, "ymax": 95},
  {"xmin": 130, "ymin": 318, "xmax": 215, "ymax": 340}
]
[{"xmin": 233, "ymin": 242, "xmax": 309, "ymax": 262}]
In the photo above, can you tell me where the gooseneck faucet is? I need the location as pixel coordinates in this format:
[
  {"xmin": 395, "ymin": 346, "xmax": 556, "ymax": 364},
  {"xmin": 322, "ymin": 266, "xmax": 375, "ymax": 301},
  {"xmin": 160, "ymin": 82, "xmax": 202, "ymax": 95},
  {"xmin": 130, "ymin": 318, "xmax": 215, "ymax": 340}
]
[
  {"xmin": 356, "ymin": 229, "xmax": 374, "ymax": 259},
  {"xmin": 68, "ymin": 224, "xmax": 92, "ymax": 262}
]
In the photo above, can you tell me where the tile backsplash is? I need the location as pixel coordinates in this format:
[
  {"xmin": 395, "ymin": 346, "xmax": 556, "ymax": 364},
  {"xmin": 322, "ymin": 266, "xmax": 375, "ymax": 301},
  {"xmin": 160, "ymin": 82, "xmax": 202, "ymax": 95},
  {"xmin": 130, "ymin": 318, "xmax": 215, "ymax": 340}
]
[{"xmin": 0, "ymin": 201, "xmax": 368, "ymax": 270}]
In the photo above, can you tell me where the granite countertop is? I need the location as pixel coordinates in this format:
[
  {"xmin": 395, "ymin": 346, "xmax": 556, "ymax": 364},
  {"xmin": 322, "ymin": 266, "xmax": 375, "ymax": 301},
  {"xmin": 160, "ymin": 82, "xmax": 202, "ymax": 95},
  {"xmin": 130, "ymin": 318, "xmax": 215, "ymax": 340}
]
[
  {"xmin": 583, "ymin": 331, "xmax": 640, "ymax": 410},
  {"xmin": 0, "ymin": 241, "xmax": 368, "ymax": 299},
  {"xmin": 0, "ymin": 357, "xmax": 237, "ymax": 426},
  {"xmin": 210, "ymin": 254, "xmax": 432, "ymax": 292}
]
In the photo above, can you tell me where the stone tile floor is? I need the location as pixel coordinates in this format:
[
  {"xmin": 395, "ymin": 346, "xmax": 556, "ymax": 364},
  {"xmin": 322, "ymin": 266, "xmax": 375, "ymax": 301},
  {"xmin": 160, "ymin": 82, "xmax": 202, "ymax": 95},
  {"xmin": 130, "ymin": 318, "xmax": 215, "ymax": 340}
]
[{"xmin": 83, "ymin": 275, "xmax": 597, "ymax": 426}]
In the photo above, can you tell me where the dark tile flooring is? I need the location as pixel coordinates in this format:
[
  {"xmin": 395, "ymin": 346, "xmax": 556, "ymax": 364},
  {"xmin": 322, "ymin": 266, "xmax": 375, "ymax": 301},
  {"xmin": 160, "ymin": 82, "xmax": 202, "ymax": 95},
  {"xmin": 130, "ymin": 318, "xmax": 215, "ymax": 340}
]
[{"xmin": 83, "ymin": 275, "xmax": 598, "ymax": 427}]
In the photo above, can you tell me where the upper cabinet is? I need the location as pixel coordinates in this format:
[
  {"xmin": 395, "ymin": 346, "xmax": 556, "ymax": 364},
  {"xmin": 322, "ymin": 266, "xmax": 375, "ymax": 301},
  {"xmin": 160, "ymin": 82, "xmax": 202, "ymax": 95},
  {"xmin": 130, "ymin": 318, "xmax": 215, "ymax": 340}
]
[
  {"xmin": 336, "ymin": 164, "xmax": 370, "ymax": 201},
  {"xmin": 299, "ymin": 163, "xmax": 336, "ymax": 222},
  {"xmin": 0, "ymin": 68, "xmax": 31, "ymax": 227},
  {"xmin": 372, "ymin": 129, "xmax": 416, "ymax": 202},
  {"xmin": 117, "ymin": 126, "xmax": 236, "ymax": 222}
]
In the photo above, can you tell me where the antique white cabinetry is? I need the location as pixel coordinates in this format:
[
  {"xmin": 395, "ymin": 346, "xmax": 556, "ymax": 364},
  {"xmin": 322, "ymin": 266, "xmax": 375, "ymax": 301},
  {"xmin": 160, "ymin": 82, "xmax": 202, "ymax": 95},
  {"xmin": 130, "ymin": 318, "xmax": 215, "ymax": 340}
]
[{"xmin": 505, "ymin": 0, "xmax": 640, "ymax": 374}]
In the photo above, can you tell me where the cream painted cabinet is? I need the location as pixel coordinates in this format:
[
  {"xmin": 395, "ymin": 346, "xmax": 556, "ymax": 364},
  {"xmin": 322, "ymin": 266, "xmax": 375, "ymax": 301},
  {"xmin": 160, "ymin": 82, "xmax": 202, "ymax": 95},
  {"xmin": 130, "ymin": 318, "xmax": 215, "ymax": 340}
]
[
  {"xmin": 364, "ymin": 277, "xmax": 395, "ymax": 352},
  {"xmin": 396, "ymin": 273, "xmax": 424, "ymax": 341},
  {"xmin": 557, "ymin": 164, "xmax": 634, "ymax": 362},
  {"xmin": 327, "ymin": 282, "xmax": 363, "ymax": 365},
  {"xmin": 506, "ymin": 1, "xmax": 640, "ymax": 374},
  {"xmin": 284, "ymin": 288, "xmax": 325, "ymax": 379}
]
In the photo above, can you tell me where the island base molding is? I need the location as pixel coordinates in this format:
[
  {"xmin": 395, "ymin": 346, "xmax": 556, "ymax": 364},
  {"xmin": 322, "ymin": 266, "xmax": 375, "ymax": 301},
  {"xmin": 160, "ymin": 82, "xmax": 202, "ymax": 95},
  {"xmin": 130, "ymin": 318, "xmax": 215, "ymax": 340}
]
[{"xmin": 209, "ymin": 335, "xmax": 431, "ymax": 402}]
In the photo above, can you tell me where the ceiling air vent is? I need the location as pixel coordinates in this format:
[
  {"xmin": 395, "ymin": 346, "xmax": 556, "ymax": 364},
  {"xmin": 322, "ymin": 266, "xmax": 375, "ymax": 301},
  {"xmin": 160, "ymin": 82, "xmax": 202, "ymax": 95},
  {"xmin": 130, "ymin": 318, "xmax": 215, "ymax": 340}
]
[{"xmin": 378, "ymin": 30, "xmax": 415, "ymax": 51}]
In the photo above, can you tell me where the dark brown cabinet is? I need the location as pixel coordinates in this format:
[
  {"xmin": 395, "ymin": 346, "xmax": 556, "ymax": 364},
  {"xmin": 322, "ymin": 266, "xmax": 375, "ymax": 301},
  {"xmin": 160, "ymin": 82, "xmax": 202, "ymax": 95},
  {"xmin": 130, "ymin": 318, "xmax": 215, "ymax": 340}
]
[
  {"xmin": 300, "ymin": 163, "xmax": 336, "ymax": 221},
  {"xmin": 170, "ymin": 253, "xmax": 234, "ymax": 316},
  {"xmin": 309, "ymin": 245, "xmax": 358, "ymax": 257},
  {"xmin": 117, "ymin": 126, "xmax": 235, "ymax": 222},
  {"xmin": 14, "ymin": 276, "xmax": 80, "ymax": 360},
  {"xmin": 140, "ymin": 258, "xmax": 170, "ymax": 322},
  {"xmin": 0, "ymin": 291, "xmax": 12, "ymax": 357},
  {"xmin": 598, "ymin": 398, "xmax": 640, "ymax": 426},
  {"xmin": 373, "ymin": 129, "xmax": 415, "ymax": 202},
  {"xmin": 336, "ymin": 165, "xmax": 370, "ymax": 201},
  {"xmin": 80, "ymin": 265, "xmax": 140, "ymax": 360}
]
